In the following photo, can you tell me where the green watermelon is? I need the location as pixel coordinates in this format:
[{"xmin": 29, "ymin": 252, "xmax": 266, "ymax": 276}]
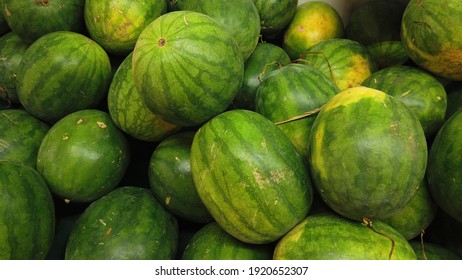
[
  {"xmin": 274, "ymin": 213, "xmax": 417, "ymax": 260},
  {"xmin": 308, "ymin": 86, "xmax": 428, "ymax": 221},
  {"xmin": 182, "ymin": 222, "xmax": 273, "ymax": 260},
  {"xmin": 0, "ymin": 109, "xmax": 49, "ymax": 167},
  {"xmin": 255, "ymin": 63, "xmax": 339, "ymax": 159},
  {"xmin": 107, "ymin": 52, "xmax": 179, "ymax": 142},
  {"xmin": 0, "ymin": 31, "xmax": 29, "ymax": 104},
  {"xmin": 409, "ymin": 240, "xmax": 460, "ymax": 260},
  {"xmin": 401, "ymin": 0, "xmax": 462, "ymax": 80},
  {"xmin": 235, "ymin": 42, "xmax": 291, "ymax": 110},
  {"xmin": 427, "ymin": 109, "xmax": 462, "ymax": 222},
  {"xmin": 149, "ymin": 131, "xmax": 212, "ymax": 223},
  {"xmin": 301, "ymin": 38, "xmax": 378, "ymax": 90},
  {"xmin": 1, "ymin": 0, "xmax": 85, "ymax": 43},
  {"xmin": 132, "ymin": 11, "xmax": 244, "ymax": 126},
  {"xmin": 0, "ymin": 161, "xmax": 55, "ymax": 259},
  {"xmin": 190, "ymin": 109, "xmax": 312, "ymax": 244},
  {"xmin": 37, "ymin": 109, "xmax": 130, "ymax": 203},
  {"xmin": 84, "ymin": 0, "xmax": 167, "ymax": 56},
  {"xmin": 16, "ymin": 31, "xmax": 112, "ymax": 123},
  {"xmin": 65, "ymin": 186, "xmax": 178, "ymax": 260},
  {"xmin": 253, "ymin": 0, "xmax": 297, "ymax": 38},
  {"xmin": 361, "ymin": 65, "xmax": 447, "ymax": 137},
  {"xmin": 178, "ymin": 0, "xmax": 261, "ymax": 61}
]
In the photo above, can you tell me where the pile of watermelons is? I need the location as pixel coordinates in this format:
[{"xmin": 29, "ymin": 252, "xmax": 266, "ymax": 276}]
[{"xmin": 1, "ymin": 0, "xmax": 462, "ymax": 260}]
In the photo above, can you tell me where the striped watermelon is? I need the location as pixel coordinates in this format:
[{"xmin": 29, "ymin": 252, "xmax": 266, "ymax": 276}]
[
  {"xmin": 132, "ymin": 11, "xmax": 244, "ymax": 126},
  {"xmin": 190, "ymin": 109, "xmax": 312, "ymax": 244},
  {"xmin": 308, "ymin": 87, "xmax": 428, "ymax": 221},
  {"xmin": 253, "ymin": 0, "xmax": 298, "ymax": 38}
]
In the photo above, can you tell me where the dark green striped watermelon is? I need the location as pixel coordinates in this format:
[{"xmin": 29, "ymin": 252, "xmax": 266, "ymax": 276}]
[
  {"xmin": 190, "ymin": 109, "xmax": 312, "ymax": 244},
  {"xmin": 182, "ymin": 222, "xmax": 273, "ymax": 260},
  {"xmin": 401, "ymin": 0, "xmax": 462, "ymax": 81},
  {"xmin": 107, "ymin": 52, "xmax": 179, "ymax": 142},
  {"xmin": 308, "ymin": 86, "xmax": 428, "ymax": 221},
  {"xmin": 178, "ymin": 0, "xmax": 261, "ymax": 61},
  {"xmin": 301, "ymin": 38, "xmax": 378, "ymax": 90},
  {"xmin": 410, "ymin": 241, "xmax": 461, "ymax": 260},
  {"xmin": 253, "ymin": 0, "xmax": 297, "ymax": 38},
  {"xmin": 84, "ymin": 0, "xmax": 167, "ymax": 56},
  {"xmin": 255, "ymin": 63, "xmax": 339, "ymax": 159},
  {"xmin": 37, "ymin": 109, "xmax": 130, "ymax": 203},
  {"xmin": 132, "ymin": 11, "xmax": 244, "ymax": 126},
  {"xmin": 1, "ymin": 0, "xmax": 85, "ymax": 43},
  {"xmin": 17, "ymin": 31, "xmax": 112, "ymax": 123},
  {"xmin": 148, "ymin": 131, "xmax": 212, "ymax": 224},
  {"xmin": 0, "ymin": 109, "xmax": 49, "ymax": 167},
  {"xmin": 0, "ymin": 161, "xmax": 55, "ymax": 259},
  {"xmin": 235, "ymin": 42, "xmax": 291, "ymax": 110},
  {"xmin": 65, "ymin": 186, "xmax": 178, "ymax": 260},
  {"xmin": 362, "ymin": 65, "xmax": 447, "ymax": 137},
  {"xmin": 0, "ymin": 31, "xmax": 29, "ymax": 104},
  {"xmin": 274, "ymin": 213, "xmax": 416, "ymax": 260},
  {"xmin": 427, "ymin": 109, "xmax": 462, "ymax": 223}
]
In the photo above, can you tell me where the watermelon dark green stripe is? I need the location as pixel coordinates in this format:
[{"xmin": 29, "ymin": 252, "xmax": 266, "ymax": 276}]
[
  {"xmin": 190, "ymin": 109, "xmax": 312, "ymax": 244},
  {"xmin": 253, "ymin": 0, "xmax": 297, "ymax": 36}
]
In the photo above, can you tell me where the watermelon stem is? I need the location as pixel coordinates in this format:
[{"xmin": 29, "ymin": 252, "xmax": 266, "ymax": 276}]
[
  {"xmin": 294, "ymin": 53, "xmax": 338, "ymax": 85},
  {"xmin": 362, "ymin": 217, "xmax": 395, "ymax": 260},
  {"xmin": 257, "ymin": 61, "xmax": 283, "ymax": 83},
  {"xmin": 419, "ymin": 229, "xmax": 428, "ymax": 260},
  {"xmin": 34, "ymin": 0, "xmax": 50, "ymax": 6},
  {"xmin": 274, "ymin": 105, "xmax": 324, "ymax": 125}
]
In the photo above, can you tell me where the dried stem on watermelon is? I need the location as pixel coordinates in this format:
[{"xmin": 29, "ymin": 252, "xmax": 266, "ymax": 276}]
[
  {"xmin": 295, "ymin": 51, "xmax": 338, "ymax": 85},
  {"xmin": 419, "ymin": 229, "xmax": 428, "ymax": 260},
  {"xmin": 274, "ymin": 105, "xmax": 324, "ymax": 125},
  {"xmin": 257, "ymin": 61, "xmax": 284, "ymax": 83},
  {"xmin": 362, "ymin": 217, "xmax": 396, "ymax": 260}
]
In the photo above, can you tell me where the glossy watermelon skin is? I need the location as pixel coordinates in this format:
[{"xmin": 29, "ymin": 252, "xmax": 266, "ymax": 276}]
[
  {"xmin": 65, "ymin": 186, "xmax": 178, "ymax": 260},
  {"xmin": 361, "ymin": 65, "xmax": 447, "ymax": 137},
  {"xmin": 0, "ymin": 161, "xmax": 55, "ymax": 259},
  {"xmin": 1, "ymin": 0, "xmax": 85, "ymax": 43},
  {"xmin": 37, "ymin": 109, "xmax": 130, "ymax": 203},
  {"xmin": 84, "ymin": 0, "xmax": 167, "ymax": 56},
  {"xmin": 401, "ymin": 0, "xmax": 462, "ymax": 80},
  {"xmin": 132, "ymin": 11, "xmax": 244, "ymax": 126},
  {"xmin": 0, "ymin": 109, "xmax": 49, "ymax": 167},
  {"xmin": 190, "ymin": 109, "xmax": 312, "ymax": 244},
  {"xmin": 274, "ymin": 213, "xmax": 416, "ymax": 260},
  {"xmin": 253, "ymin": 0, "xmax": 297, "ymax": 37},
  {"xmin": 182, "ymin": 222, "xmax": 273, "ymax": 260},
  {"xmin": 16, "ymin": 31, "xmax": 112, "ymax": 123},
  {"xmin": 308, "ymin": 87, "xmax": 428, "ymax": 221},
  {"xmin": 107, "ymin": 52, "xmax": 179, "ymax": 142},
  {"xmin": 149, "ymin": 131, "xmax": 212, "ymax": 223},
  {"xmin": 427, "ymin": 110, "xmax": 462, "ymax": 223},
  {"xmin": 255, "ymin": 63, "xmax": 339, "ymax": 159},
  {"xmin": 0, "ymin": 32, "xmax": 29, "ymax": 104}
]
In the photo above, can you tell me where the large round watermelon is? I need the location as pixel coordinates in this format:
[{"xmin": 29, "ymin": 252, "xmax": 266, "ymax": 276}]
[
  {"xmin": 132, "ymin": 11, "xmax": 244, "ymax": 126},
  {"xmin": 0, "ymin": 161, "xmax": 55, "ymax": 259},
  {"xmin": 308, "ymin": 86, "xmax": 428, "ymax": 221},
  {"xmin": 190, "ymin": 109, "xmax": 312, "ymax": 244}
]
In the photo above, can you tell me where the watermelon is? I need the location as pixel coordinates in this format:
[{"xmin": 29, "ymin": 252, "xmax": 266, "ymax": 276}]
[
  {"xmin": 0, "ymin": 31, "xmax": 29, "ymax": 104},
  {"xmin": 84, "ymin": 0, "xmax": 167, "ymax": 56},
  {"xmin": 362, "ymin": 65, "xmax": 447, "ymax": 137},
  {"xmin": 107, "ymin": 52, "xmax": 179, "ymax": 142},
  {"xmin": 37, "ymin": 109, "xmax": 130, "ymax": 203},
  {"xmin": 253, "ymin": 0, "xmax": 298, "ymax": 38},
  {"xmin": 301, "ymin": 38, "xmax": 378, "ymax": 90},
  {"xmin": 409, "ymin": 240, "xmax": 460, "ymax": 260},
  {"xmin": 132, "ymin": 11, "xmax": 244, "ymax": 126},
  {"xmin": 235, "ymin": 42, "xmax": 291, "ymax": 110},
  {"xmin": 282, "ymin": 1, "xmax": 344, "ymax": 60},
  {"xmin": 182, "ymin": 222, "xmax": 273, "ymax": 260},
  {"xmin": 308, "ymin": 87, "xmax": 428, "ymax": 221},
  {"xmin": 1, "ymin": 0, "xmax": 85, "ymax": 43},
  {"xmin": 148, "ymin": 131, "xmax": 213, "ymax": 224},
  {"xmin": 255, "ymin": 63, "xmax": 339, "ymax": 159},
  {"xmin": 427, "ymin": 109, "xmax": 462, "ymax": 222},
  {"xmin": 273, "ymin": 213, "xmax": 417, "ymax": 260},
  {"xmin": 16, "ymin": 31, "xmax": 112, "ymax": 123},
  {"xmin": 178, "ymin": 0, "xmax": 261, "ymax": 61},
  {"xmin": 65, "ymin": 186, "xmax": 178, "ymax": 260},
  {"xmin": 0, "ymin": 161, "xmax": 55, "ymax": 259},
  {"xmin": 401, "ymin": 0, "xmax": 462, "ymax": 81},
  {"xmin": 0, "ymin": 109, "xmax": 49, "ymax": 167},
  {"xmin": 190, "ymin": 109, "xmax": 312, "ymax": 244}
]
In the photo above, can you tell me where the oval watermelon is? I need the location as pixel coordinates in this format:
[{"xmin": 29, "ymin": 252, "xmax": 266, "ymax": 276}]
[{"xmin": 190, "ymin": 109, "xmax": 312, "ymax": 244}]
